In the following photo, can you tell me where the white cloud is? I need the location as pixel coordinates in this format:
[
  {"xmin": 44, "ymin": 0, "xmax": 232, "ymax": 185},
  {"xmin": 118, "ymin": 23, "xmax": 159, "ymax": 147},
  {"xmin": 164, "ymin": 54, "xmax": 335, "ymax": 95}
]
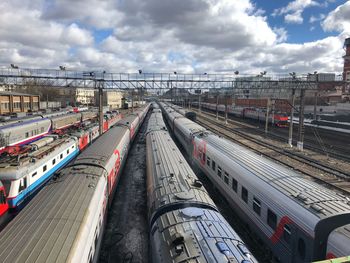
[
  {"xmin": 0, "ymin": 0, "xmax": 347, "ymax": 75},
  {"xmin": 273, "ymin": 0, "xmax": 319, "ymax": 24},
  {"xmin": 309, "ymin": 13, "xmax": 326, "ymax": 23},
  {"xmin": 322, "ymin": 1, "xmax": 350, "ymax": 34},
  {"xmin": 285, "ymin": 11, "xmax": 304, "ymax": 24}
]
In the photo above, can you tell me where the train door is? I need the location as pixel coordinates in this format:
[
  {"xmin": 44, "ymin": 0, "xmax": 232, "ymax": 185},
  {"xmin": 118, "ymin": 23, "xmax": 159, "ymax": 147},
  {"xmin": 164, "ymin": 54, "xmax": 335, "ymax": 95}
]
[{"xmin": 293, "ymin": 231, "xmax": 312, "ymax": 263}]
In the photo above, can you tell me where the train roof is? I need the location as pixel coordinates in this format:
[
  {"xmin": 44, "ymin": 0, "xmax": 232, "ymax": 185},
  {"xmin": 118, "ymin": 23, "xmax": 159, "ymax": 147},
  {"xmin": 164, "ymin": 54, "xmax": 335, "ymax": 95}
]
[
  {"xmin": 146, "ymin": 111, "xmax": 167, "ymax": 134},
  {"xmin": 201, "ymin": 133, "xmax": 350, "ymax": 218},
  {"xmin": 0, "ymin": 117, "xmax": 50, "ymax": 131},
  {"xmin": 73, "ymin": 125, "xmax": 128, "ymax": 168},
  {"xmin": 0, "ymin": 136, "xmax": 77, "ymax": 180},
  {"xmin": 146, "ymin": 128, "xmax": 217, "ymax": 226},
  {"xmin": 0, "ymin": 164, "xmax": 105, "ymax": 262},
  {"xmin": 152, "ymin": 208, "xmax": 256, "ymax": 262}
]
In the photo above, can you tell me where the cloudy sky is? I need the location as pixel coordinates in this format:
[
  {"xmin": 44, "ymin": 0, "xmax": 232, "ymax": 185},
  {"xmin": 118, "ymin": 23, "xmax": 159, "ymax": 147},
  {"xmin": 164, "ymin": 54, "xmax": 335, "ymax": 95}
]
[{"xmin": 0, "ymin": 0, "xmax": 349, "ymax": 74}]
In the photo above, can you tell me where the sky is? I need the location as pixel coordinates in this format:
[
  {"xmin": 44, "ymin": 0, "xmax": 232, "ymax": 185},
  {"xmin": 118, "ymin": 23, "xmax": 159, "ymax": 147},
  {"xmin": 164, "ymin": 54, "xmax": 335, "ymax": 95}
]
[{"xmin": 0, "ymin": 0, "xmax": 349, "ymax": 74}]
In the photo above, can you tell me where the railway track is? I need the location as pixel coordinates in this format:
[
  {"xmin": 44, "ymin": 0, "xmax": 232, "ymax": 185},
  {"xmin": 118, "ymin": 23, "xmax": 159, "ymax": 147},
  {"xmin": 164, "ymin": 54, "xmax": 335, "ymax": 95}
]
[
  {"xmin": 195, "ymin": 112, "xmax": 350, "ymax": 196},
  {"xmin": 193, "ymin": 107, "xmax": 350, "ymax": 162}
]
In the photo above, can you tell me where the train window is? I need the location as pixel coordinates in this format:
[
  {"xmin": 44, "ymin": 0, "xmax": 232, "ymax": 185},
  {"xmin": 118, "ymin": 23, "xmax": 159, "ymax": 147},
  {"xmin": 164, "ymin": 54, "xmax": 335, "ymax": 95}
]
[
  {"xmin": 241, "ymin": 187, "xmax": 248, "ymax": 203},
  {"xmin": 212, "ymin": 160, "xmax": 216, "ymax": 171},
  {"xmin": 206, "ymin": 157, "xmax": 210, "ymax": 166},
  {"xmin": 32, "ymin": 172, "xmax": 37, "ymax": 178},
  {"xmin": 298, "ymin": 238, "xmax": 306, "ymax": 260},
  {"xmin": 217, "ymin": 166, "xmax": 222, "ymax": 177},
  {"xmin": 267, "ymin": 209, "xmax": 277, "ymax": 230},
  {"xmin": 224, "ymin": 172, "xmax": 229, "ymax": 184},
  {"xmin": 43, "ymin": 165, "xmax": 47, "ymax": 172},
  {"xmin": 72, "ymin": 146, "xmax": 74, "ymax": 149},
  {"xmin": 25, "ymin": 132, "xmax": 29, "ymax": 138},
  {"xmin": 253, "ymin": 197, "xmax": 261, "ymax": 215},
  {"xmin": 52, "ymin": 159, "xmax": 56, "ymax": 165},
  {"xmin": 41, "ymin": 127, "xmax": 44, "ymax": 133},
  {"xmin": 18, "ymin": 178, "xmax": 27, "ymax": 192},
  {"xmin": 283, "ymin": 225, "xmax": 291, "ymax": 244},
  {"xmin": 67, "ymin": 149, "xmax": 69, "ymax": 154},
  {"xmin": 60, "ymin": 153, "xmax": 63, "ymax": 159},
  {"xmin": 232, "ymin": 178, "xmax": 238, "ymax": 192}
]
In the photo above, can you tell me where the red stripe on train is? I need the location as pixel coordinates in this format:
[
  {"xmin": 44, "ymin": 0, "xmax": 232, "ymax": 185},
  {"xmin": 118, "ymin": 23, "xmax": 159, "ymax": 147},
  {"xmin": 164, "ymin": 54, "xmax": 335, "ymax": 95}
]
[{"xmin": 270, "ymin": 216, "xmax": 293, "ymax": 244}]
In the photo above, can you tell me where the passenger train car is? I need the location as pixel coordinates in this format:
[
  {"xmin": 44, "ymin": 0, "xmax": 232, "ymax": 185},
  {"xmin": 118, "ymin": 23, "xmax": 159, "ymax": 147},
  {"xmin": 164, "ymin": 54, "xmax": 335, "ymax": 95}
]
[
  {"xmin": 160, "ymin": 102, "xmax": 350, "ymax": 262},
  {"xmin": 146, "ymin": 103, "xmax": 256, "ymax": 263},
  {"xmin": 0, "ymin": 110, "xmax": 99, "ymax": 154},
  {"xmin": 0, "ymin": 104, "xmax": 149, "ymax": 263},
  {"xmin": 0, "ymin": 112, "xmax": 122, "ymax": 214},
  {"xmin": 194, "ymin": 102, "xmax": 289, "ymax": 127}
]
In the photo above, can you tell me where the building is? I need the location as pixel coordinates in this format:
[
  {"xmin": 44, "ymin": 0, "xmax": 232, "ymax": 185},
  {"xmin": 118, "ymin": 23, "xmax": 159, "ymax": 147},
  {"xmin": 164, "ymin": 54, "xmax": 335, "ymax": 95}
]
[
  {"xmin": 75, "ymin": 88, "xmax": 95, "ymax": 105},
  {"xmin": 0, "ymin": 91, "xmax": 40, "ymax": 115},
  {"xmin": 94, "ymin": 91, "xmax": 124, "ymax": 109}
]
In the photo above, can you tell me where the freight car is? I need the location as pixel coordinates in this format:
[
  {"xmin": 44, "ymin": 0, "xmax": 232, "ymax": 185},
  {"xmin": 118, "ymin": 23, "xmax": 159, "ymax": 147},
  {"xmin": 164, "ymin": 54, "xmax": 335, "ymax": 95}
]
[
  {"xmin": 146, "ymin": 104, "xmax": 257, "ymax": 262},
  {"xmin": 0, "ymin": 104, "xmax": 149, "ymax": 263},
  {"xmin": 160, "ymin": 102, "xmax": 350, "ymax": 262}
]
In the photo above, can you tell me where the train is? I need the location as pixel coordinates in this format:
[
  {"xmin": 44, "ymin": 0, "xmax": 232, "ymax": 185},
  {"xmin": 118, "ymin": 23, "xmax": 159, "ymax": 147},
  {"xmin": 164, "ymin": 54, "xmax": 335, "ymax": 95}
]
[
  {"xmin": 192, "ymin": 102, "xmax": 289, "ymax": 127},
  {"xmin": 160, "ymin": 102, "xmax": 350, "ymax": 262},
  {"xmin": 0, "ymin": 110, "xmax": 100, "ymax": 154},
  {"xmin": 0, "ymin": 104, "xmax": 150, "ymax": 263},
  {"xmin": 146, "ymin": 103, "xmax": 257, "ymax": 262},
  {"xmin": 0, "ymin": 112, "xmax": 122, "ymax": 214}
]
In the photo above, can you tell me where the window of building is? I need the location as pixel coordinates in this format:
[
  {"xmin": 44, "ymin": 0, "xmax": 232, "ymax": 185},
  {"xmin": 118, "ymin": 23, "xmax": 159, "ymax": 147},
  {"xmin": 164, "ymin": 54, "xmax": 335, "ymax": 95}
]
[
  {"xmin": 224, "ymin": 172, "xmax": 229, "ymax": 184},
  {"xmin": 217, "ymin": 166, "xmax": 222, "ymax": 177},
  {"xmin": 232, "ymin": 178, "xmax": 238, "ymax": 192},
  {"xmin": 267, "ymin": 209, "xmax": 277, "ymax": 230},
  {"xmin": 241, "ymin": 187, "xmax": 248, "ymax": 203},
  {"xmin": 212, "ymin": 160, "xmax": 216, "ymax": 171},
  {"xmin": 283, "ymin": 225, "xmax": 291, "ymax": 244},
  {"xmin": 43, "ymin": 165, "xmax": 47, "ymax": 172},
  {"xmin": 253, "ymin": 197, "xmax": 261, "ymax": 215},
  {"xmin": 207, "ymin": 156, "xmax": 210, "ymax": 166}
]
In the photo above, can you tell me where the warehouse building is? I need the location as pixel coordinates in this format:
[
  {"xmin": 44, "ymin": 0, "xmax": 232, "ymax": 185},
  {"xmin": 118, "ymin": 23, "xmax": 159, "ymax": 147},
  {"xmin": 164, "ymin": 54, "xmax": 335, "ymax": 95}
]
[{"xmin": 0, "ymin": 91, "xmax": 40, "ymax": 115}]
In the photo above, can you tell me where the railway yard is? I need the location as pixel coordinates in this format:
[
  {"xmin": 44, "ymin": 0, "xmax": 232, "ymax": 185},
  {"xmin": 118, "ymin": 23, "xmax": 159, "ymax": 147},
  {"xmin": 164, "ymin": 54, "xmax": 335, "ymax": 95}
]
[{"xmin": 0, "ymin": 101, "xmax": 349, "ymax": 263}]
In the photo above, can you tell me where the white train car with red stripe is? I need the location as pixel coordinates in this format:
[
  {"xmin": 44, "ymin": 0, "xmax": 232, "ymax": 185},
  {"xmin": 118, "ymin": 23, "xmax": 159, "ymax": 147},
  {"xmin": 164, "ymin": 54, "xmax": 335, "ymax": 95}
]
[
  {"xmin": 0, "ymin": 104, "xmax": 150, "ymax": 263},
  {"xmin": 161, "ymin": 102, "xmax": 350, "ymax": 263}
]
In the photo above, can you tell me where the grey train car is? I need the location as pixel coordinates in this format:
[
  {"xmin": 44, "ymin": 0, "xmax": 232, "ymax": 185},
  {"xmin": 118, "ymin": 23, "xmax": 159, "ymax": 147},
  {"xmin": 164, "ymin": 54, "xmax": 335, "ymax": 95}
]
[
  {"xmin": 0, "ymin": 105, "xmax": 150, "ymax": 263},
  {"xmin": 160, "ymin": 102, "xmax": 350, "ymax": 262},
  {"xmin": 146, "ymin": 106, "xmax": 257, "ymax": 263}
]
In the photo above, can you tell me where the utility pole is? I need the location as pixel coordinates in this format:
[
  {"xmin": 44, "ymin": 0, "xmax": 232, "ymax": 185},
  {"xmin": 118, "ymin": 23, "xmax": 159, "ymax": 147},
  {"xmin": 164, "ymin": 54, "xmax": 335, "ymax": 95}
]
[
  {"xmin": 297, "ymin": 89, "xmax": 306, "ymax": 151},
  {"xmin": 288, "ymin": 89, "xmax": 296, "ymax": 147},
  {"xmin": 98, "ymin": 81, "xmax": 104, "ymax": 135},
  {"xmin": 224, "ymin": 93, "xmax": 228, "ymax": 124},
  {"xmin": 313, "ymin": 91, "xmax": 318, "ymax": 120},
  {"xmin": 216, "ymin": 93, "xmax": 219, "ymax": 120},
  {"xmin": 198, "ymin": 91, "xmax": 201, "ymax": 113},
  {"xmin": 131, "ymin": 89, "xmax": 134, "ymax": 113},
  {"xmin": 265, "ymin": 98, "xmax": 270, "ymax": 134}
]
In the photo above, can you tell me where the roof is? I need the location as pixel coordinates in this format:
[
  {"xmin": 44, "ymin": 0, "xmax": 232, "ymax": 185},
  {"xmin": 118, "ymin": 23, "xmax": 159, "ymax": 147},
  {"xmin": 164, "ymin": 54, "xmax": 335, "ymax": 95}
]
[
  {"xmin": 0, "ymin": 91, "xmax": 39, "ymax": 97},
  {"xmin": 201, "ymin": 133, "xmax": 350, "ymax": 218},
  {"xmin": 0, "ymin": 164, "xmax": 105, "ymax": 262}
]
